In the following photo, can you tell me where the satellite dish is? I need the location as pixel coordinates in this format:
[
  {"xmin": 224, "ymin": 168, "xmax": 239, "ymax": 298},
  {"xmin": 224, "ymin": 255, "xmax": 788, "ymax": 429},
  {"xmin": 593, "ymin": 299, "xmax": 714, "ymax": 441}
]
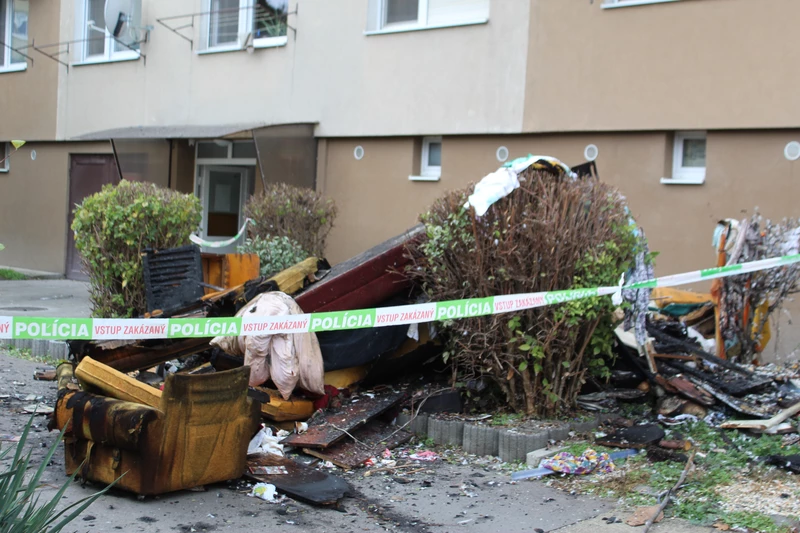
[{"xmin": 104, "ymin": 0, "xmax": 142, "ymax": 46}]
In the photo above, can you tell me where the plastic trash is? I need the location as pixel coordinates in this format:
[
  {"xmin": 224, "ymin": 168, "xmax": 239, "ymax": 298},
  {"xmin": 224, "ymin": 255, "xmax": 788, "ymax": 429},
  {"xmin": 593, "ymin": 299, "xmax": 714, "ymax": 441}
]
[
  {"xmin": 249, "ymin": 482, "xmax": 278, "ymax": 502},
  {"xmin": 464, "ymin": 167, "xmax": 519, "ymax": 217},
  {"xmin": 409, "ymin": 451, "xmax": 439, "ymax": 462},
  {"xmin": 247, "ymin": 427, "xmax": 284, "ymax": 456},
  {"xmin": 511, "ymin": 448, "xmax": 638, "ymax": 481}
]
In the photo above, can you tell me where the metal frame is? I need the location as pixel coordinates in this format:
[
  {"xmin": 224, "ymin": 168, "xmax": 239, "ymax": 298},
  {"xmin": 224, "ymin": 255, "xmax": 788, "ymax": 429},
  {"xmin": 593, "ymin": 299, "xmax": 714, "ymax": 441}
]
[
  {"xmin": 0, "ymin": 39, "xmax": 33, "ymax": 66},
  {"xmin": 157, "ymin": 3, "xmax": 297, "ymax": 50},
  {"xmin": 17, "ymin": 33, "xmax": 148, "ymax": 71}
]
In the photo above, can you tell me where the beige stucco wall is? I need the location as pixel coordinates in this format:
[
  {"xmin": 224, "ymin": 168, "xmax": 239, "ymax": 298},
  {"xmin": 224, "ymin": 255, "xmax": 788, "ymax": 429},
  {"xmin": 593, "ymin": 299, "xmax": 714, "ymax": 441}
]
[
  {"xmin": 0, "ymin": 141, "xmax": 112, "ymax": 274},
  {"xmin": 0, "ymin": 0, "xmax": 61, "ymax": 141},
  {"xmin": 322, "ymin": 131, "xmax": 800, "ymax": 358},
  {"xmin": 524, "ymin": 0, "xmax": 800, "ymax": 132},
  {"xmin": 57, "ymin": 0, "xmax": 530, "ymax": 139},
  {"xmin": 324, "ymin": 132, "xmax": 800, "ymax": 276}
]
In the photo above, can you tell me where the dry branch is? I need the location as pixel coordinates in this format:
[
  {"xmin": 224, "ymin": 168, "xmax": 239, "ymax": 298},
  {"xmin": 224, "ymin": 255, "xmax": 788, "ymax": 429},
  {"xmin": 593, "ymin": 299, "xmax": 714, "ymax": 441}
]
[{"xmin": 642, "ymin": 450, "xmax": 696, "ymax": 533}]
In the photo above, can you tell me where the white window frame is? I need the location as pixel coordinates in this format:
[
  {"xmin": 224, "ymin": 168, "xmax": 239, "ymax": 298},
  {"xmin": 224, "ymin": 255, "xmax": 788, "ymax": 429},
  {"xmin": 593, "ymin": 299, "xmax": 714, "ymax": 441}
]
[
  {"xmin": 367, "ymin": 0, "xmax": 489, "ymax": 35},
  {"xmin": 602, "ymin": 0, "xmax": 680, "ymax": 9},
  {"xmin": 661, "ymin": 131, "xmax": 706, "ymax": 185},
  {"xmin": 0, "ymin": 143, "xmax": 9, "ymax": 172},
  {"xmin": 75, "ymin": 0, "xmax": 140, "ymax": 65},
  {"xmin": 0, "ymin": 0, "xmax": 28, "ymax": 73},
  {"xmin": 193, "ymin": 139, "xmax": 257, "ymax": 252},
  {"xmin": 200, "ymin": 0, "xmax": 287, "ymax": 55},
  {"xmin": 410, "ymin": 136, "xmax": 442, "ymax": 182}
]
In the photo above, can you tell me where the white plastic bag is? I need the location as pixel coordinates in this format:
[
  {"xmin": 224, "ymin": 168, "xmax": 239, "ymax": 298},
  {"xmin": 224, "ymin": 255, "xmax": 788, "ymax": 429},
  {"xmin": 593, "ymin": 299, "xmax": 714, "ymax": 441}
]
[
  {"xmin": 247, "ymin": 426, "xmax": 284, "ymax": 456},
  {"xmin": 464, "ymin": 167, "xmax": 519, "ymax": 217},
  {"xmin": 249, "ymin": 482, "xmax": 277, "ymax": 502}
]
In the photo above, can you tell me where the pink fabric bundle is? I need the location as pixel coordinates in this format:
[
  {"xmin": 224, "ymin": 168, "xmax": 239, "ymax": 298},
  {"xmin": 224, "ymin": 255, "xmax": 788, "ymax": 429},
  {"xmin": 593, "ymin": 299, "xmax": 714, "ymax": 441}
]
[{"xmin": 210, "ymin": 292, "xmax": 325, "ymax": 399}]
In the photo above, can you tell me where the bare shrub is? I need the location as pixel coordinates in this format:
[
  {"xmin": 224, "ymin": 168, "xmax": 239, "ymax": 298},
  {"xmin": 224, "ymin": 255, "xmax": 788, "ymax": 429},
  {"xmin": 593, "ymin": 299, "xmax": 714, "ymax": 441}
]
[
  {"xmin": 407, "ymin": 170, "xmax": 637, "ymax": 417},
  {"xmin": 244, "ymin": 183, "xmax": 337, "ymax": 257}
]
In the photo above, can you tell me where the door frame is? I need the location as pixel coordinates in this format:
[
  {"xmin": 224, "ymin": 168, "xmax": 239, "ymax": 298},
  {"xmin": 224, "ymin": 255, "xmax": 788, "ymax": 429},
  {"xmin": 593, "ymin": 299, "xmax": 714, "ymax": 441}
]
[
  {"xmin": 65, "ymin": 154, "xmax": 119, "ymax": 280},
  {"xmin": 193, "ymin": 139, "xmax": 258, "ymax": 253},
  {"xmin": 196, "ymin": 165, "xmax": 253, "ymax": 253}
]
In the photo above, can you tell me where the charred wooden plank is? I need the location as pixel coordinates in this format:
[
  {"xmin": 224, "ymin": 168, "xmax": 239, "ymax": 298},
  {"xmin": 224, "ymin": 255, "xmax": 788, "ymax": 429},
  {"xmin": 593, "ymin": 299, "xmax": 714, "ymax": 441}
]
[
  {"xmin": 301, "ymin": 421, "xmax": 412, "ymax": 470},
  {"xmin": 668, "ymin": 360, "xmax": 772, "ymax": 397},
  {"xmin": 596, "ymin": 424, "xmax": 665, "ymax": 449},
  {"xmin": 646, "ymin": 325, "xmax": 753, "ymax": 376},
  {"xmin": 281, "ymin": 391, "xmax": 405, "ymax": 449},
  {"xmin": 245, "ymin": 454, "xmax": 351, "ymax": 506},
  {"xmin": 72, "ymin": 337, "xmax": 212, "ymax": 374},
  {"xmin": 690, "ymin": 377, "xmax": 776, "ymax": 418},
  {"xmin": 665, "ymin": 375, "xmax": 715, "ymax": 407}
]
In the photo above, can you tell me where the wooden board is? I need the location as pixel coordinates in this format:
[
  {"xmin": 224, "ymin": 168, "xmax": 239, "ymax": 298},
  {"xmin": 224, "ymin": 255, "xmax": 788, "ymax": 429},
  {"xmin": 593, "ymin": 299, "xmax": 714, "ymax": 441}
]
[
  {"xmin": 302, "ymin": 421, "xmax": 412, "ymax": 470},
  {"xmin": 75, "ymin": 356, "xmax": 162, "ymax": 408},
  {"xmin": 281, "ymin": 391, "xmax": 404, "ymax": 449},
  {"xmin": 245, "ymin": 454, "xmax": 351, "ymax": 506},
  {"xmin": 324, "ymin": 366, "xmax": 370, "ymax": 389},
  {"xmin": 294, "ymin": 225, "xmax": 423, "ymax": 313},
  {"xmin": 250, "ymin": 387, "xmax": 315, "ymax": 422}
]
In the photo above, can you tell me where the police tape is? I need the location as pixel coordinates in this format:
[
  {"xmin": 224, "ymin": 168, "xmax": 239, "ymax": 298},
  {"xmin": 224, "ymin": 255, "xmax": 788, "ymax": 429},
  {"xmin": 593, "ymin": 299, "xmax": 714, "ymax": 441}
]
[{"xmin": 2, "ymin": 253, "xmax": 799, "ymax": 341}]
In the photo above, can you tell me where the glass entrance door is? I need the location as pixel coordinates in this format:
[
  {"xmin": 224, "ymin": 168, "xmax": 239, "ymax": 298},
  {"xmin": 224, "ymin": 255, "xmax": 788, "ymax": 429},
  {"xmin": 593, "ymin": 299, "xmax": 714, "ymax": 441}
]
[{"xmin": 200, "ymin": 166, "xmax": 247, "ymax": 253}]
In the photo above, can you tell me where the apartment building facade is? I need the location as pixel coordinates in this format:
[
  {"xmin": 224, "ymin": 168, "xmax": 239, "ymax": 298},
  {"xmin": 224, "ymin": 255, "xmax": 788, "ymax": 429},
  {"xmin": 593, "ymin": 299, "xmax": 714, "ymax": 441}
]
[{"xmin": 2, "ymin": 0, "xmax": 800, "ymax": 330}]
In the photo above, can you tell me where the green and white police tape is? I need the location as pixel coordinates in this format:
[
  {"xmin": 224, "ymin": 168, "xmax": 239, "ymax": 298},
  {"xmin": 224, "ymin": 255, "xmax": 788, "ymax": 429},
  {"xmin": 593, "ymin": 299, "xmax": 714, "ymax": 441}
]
[{"xmin": 2, "ymin": 253, "xmax": 798, "ymax": 341}]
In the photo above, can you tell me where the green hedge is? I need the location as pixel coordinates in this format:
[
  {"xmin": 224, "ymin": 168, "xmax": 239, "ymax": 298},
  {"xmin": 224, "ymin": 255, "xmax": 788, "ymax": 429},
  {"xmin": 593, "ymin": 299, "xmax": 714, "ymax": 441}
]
[{"xmin": 71, "ymin": 181, "xmax": 202, "ymax": 318}]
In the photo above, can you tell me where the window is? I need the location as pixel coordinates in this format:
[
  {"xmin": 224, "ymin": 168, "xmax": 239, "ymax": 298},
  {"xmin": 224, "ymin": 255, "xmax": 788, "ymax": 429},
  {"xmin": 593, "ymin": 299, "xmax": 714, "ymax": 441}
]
[
  {"xmin": 79, "ymin": 0, "xmax": 139, "ymax": 62},
  {"xmin": 367, "ymin": 0, "xmax": 489, "ymax": 34},
  {"xmin": 196, "ymin": 140, "xmax": 258, "ymax": 163},
  {"xmin": 205, "ymin": 0, "xmax": 288, "ymax": 51},
  {"xmin": 421, "ymin": 136, "xmax": 442, "ymax": 177},
  {"xmin": 0, "ymin": 143, "xmax": 9, "ymax": 172},
  {"xmin": 0, "ymin": 0, "xmax": 28, "ymax": 72},
  {"xmin": 384, "ymin": 0, "xmax": 420, "ymax": 27},
  {"xmin": 410, "ymin": 136, "xmax": 442, "ymax": 181},
  {"xmin": 663, "ymin": 132, "xmax": 706, "ymax": 185},
  {"xmin": 602, "ymin": 0, "xmax": 680, "ymax": 8}
]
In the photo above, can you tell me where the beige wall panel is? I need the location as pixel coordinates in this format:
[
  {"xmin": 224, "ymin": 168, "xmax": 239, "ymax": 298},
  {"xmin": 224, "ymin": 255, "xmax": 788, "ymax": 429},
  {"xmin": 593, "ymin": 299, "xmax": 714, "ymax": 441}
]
[
  {"xmin": 0, "ymin": 141, "xmax": 111, "ymax": 274},
  {"xmin": 0, "ymin": 0, "xmax": 61, "ymax": 140},
  {"xmin": 324, "ymin": 131, "xmax": 800, "ymax": 359},
  {"xmin": 525, "ymin": 0, "xmax": 800, "ymax": 132},
  {"xmin": 323, "ymin": 138, "xmax": 455, "ymax": 264},
  {"xmin": 59, "ymin": 0, "xmax": 529, "ymax": 139}
]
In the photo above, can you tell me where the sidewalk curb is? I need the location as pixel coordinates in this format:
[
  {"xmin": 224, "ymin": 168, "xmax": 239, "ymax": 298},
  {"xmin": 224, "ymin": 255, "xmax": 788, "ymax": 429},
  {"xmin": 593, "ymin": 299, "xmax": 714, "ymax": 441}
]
[
  {"xmin": 1, "ymin": 338, "xmax": 68, "ymax": 360},
  {"xmin": 397, "ymin": 411, "xmax": 604, "ymax": 462}
]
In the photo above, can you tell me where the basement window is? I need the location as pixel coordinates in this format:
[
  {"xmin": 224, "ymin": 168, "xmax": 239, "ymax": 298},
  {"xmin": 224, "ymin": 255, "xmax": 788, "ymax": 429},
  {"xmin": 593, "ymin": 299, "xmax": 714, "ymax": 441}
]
[
  {"xmin": 410, "ymin": 136, "xmax": 442, "ymax": 181},
  {"xmin": 661, "ymin": 132, "xmax": 706, "ymax": 185}
]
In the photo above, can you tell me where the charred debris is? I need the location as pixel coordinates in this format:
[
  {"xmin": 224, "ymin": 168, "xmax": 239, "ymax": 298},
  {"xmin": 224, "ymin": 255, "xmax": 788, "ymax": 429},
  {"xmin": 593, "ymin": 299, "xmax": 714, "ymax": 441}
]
[{"xmin": 46, "ymin": 159, "xmax": 800, "ymax": 509}]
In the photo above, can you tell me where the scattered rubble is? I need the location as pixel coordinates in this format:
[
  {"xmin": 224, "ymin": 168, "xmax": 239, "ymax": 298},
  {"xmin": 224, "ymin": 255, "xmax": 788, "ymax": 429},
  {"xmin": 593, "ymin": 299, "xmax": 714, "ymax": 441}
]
[{"xmin": 22, "ymin": 158, "xmax": 800, "ymax": 533}]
